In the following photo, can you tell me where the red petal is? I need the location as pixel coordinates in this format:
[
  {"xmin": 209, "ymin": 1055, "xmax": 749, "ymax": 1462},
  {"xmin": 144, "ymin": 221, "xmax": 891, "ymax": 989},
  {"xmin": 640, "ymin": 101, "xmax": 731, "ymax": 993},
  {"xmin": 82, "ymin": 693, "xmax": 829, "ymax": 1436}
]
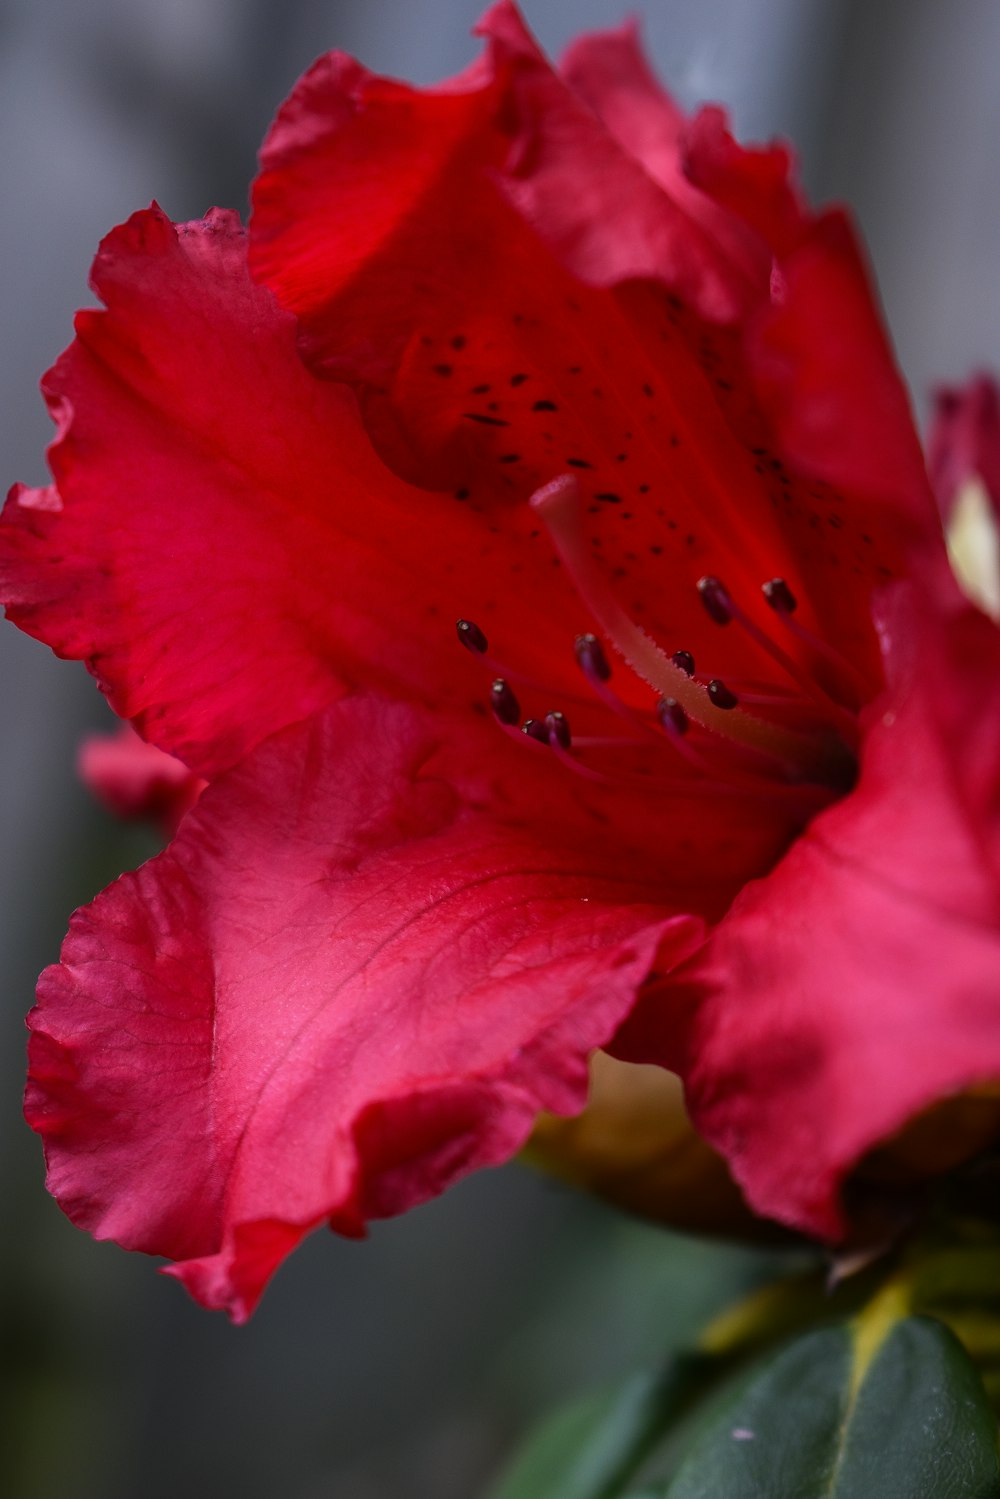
[
  {"xmin": 78, "ymin": 724, "xmax": 204, "ymax": 832},
  {"xmin": 559, "ymin": 38, "xmax": 936, "ymax": 560},
  {"xmin": 747, "ymin": 211, "xmax": 937, "ymax": 525},
  {"xmin": 617, "ymin": 576, "xmax": 1000, "ymax": 1237},
  {"xmin": 482, "ymin": 5, "xmax": 770, "ymax": 314},
  {"xmin": 252, "ymin": 5, "xmax": 761, "ymax": 336},
  {"xmin": 928, "ymin": 372, "xmax": 1000, "ymax": 521},
  {"xmin": 26, "ymin": 696, "xmax": 706, "ymax": 1320},
  {"xmin": 558, "ymin": 19, "xmax": 686, "ymax": 181},
  {"xmin": 562, "ymin": 29, "xmax": 804, "ymax": 266},
  {"xmin": 251, "ymin": 7, "xmax": 933, "ymax": 698},
  {"xmin": 680, "ymin": 106, "xmax": 804, "ymax": 260},
  {"xmin": 2, "ymin": 207, "xmax": 568, "ymax": 776},
  {"xmin": 2, "ymin": 206, "xmax": 371, "ymax": 774},
  {"xmin": 5, "ymin": 203, "xmax": 699, "ymax": 767}
]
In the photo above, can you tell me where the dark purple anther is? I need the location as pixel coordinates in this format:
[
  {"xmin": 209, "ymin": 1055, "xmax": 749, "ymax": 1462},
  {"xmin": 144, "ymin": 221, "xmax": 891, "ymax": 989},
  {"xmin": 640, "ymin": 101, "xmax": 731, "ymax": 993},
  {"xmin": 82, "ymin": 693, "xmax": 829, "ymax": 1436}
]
[
  {"xmin": 707, "ymin": 678, "xmax": 739, "ymax": 710},
  {"xmin": 490, "ymin": 677, "xmax": 520, "ymax": 725},
  {"xmin": 522, "ymin": 718, "xmax": 549, "ymax": 743},
  {"xmin": 657, "ymin": 697, "xmax": 688, "ymax": 735},
  {"xmin": 544, "ymin": 711, "xmax": 571, "ymax": 750},
  {"xmin": 697, "ymin": 576, "xmax": 733, "ymax": 625},
  {"xmin": 762, "ymin": 577, "xmax": 798, "ymax": 614},
  {"xmin": 574, "ymin": 632, "xmax": 612, "ymax": 681},
  {"xmin": 671, "ymin": 649, "xmax": 695, "ymax": 677},
  {"xmin": 456, "ymin": 618, "xmax": 489, "ymax": 654}
]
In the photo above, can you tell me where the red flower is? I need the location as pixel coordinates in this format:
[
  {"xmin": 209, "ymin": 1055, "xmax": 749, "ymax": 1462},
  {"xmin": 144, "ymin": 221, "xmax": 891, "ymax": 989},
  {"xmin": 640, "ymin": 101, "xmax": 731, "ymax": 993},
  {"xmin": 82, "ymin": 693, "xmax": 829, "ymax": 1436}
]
[
  {"xmin": 4, "ymin": 2, "xmax": 999, "ymax": 1319},
  {"xmin": 78, "ymin": 724, "xmax": 204, "ymax": 832},
  {"xmin": 928, "ymin": 373, "xmax": 1000, "ymax": 525},
  {"xmin": 927, "ymin": 373, "xmax": 1000, "ymax": 621}
]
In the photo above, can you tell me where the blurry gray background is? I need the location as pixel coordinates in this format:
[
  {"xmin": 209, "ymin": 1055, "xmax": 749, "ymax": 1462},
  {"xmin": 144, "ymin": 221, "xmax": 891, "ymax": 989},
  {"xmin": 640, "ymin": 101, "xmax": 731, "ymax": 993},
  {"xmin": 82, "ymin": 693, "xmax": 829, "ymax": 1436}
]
[{"xmin": 2, "ymin": 2, "xmax": 998, "ymax": 1496}]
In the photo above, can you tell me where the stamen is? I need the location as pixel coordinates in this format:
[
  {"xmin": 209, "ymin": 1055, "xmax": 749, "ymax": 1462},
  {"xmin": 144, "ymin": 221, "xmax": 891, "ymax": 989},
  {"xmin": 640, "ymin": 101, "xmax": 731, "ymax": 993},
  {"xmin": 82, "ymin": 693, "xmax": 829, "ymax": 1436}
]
[
  {"xmin": 456, "ymin": 618, "xmax": 490, "ymax": 654},
  {"xmin": 657, "ymin": 698, "xmax": 688, "ymax": 735},
  {"xmin": 762, "ymin": 578, "xmax": 868, "ymax": 704},
  {"xmin": 458, "ymin": 616, "xmax": 596, "ymax": 711},
  {"xmin": 726, "ymin": 688, "xmax": 806, "ymax": 708},
  {"xmin": 556, "ymin": 728, "xmax": 640, "ymax": 784},
  {"xmin": 574, "ymin": 632, "xmax": 612, "ymax": 682},
  {"xmin": 762, "ymin": 578, "xmax": 797, "ymax": 613},
  {"xmin": 531, "ymin": 475, "xmax": 848, "ymax": 784},
  {"xmin": 699, "ymin": 574, "xmax": 858, "ymax": 739},
  {"xmin": 697, "ymin": 577, "xmax": 733, "ymax": 625},
  {"xmin": 541, "ymin": 710, "xmax": 617, "ymax": 783},
  {"xmin": 671, "ymin": 649, "xmax": 695, "ymax": 677},
  {"xmin": 655, "ymin": 695, "xmax": 823, "ymax": 797},
  {"xmin": 544, "ymin": 710, "xmax": 572, "ymax": 750},
  {"xmin": 486, "ymin": 664, "xmax": 835, "ymax": 806},
  {"xmin": 573, "ymin": 634, "xmax": 664, "ymax": 744},
  {"xmin": 490, "ymin": 677, "xmax": 520, "ymax": 726},
  {"xmin": 456, "ymin": 617, "xmax": 541, "ymax": 689},
  {"xmin": 707, "ymin": 678, "xmax": 739, "ymax": 710}
]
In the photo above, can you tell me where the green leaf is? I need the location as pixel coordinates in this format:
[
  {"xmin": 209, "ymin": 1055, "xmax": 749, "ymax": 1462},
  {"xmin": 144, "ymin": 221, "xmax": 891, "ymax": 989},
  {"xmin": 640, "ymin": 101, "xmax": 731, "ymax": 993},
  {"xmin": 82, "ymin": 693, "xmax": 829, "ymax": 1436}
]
[
  {"xmin": 662, "ymin": 1316, "xmax": 1000, "ymax": 1498},
  {"xmin": 488, "ymin": 1355, "xmax": 718, "ymax": 1499}
]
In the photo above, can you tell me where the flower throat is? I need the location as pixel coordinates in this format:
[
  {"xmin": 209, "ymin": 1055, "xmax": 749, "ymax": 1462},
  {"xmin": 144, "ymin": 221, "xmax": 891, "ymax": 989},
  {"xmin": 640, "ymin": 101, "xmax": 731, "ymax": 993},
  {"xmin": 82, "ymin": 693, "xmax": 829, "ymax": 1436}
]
[{"xmin": 458, "ymin": 475, "xmax": 859, "ymax": 806}]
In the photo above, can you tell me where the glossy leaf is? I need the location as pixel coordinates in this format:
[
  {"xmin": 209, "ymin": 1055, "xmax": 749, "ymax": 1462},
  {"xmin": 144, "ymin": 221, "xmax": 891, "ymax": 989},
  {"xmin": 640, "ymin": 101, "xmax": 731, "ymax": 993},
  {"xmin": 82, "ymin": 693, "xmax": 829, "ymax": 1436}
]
[
  {"xmin": 489, "ymin": 1355, "xmax": 717, "ymax": 1499},
  {"xmin": 663, "ymin": 1316, "xmax": 1000, "ymax": 1498}
]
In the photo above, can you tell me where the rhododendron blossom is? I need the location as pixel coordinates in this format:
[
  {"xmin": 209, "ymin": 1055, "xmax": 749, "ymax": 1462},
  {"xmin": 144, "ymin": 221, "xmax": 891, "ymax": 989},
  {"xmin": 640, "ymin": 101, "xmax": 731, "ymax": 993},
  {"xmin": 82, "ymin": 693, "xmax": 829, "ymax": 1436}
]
[
  {"xmin": 3, "ymin": 2, "xmax": 999, "ymax": 1321},
  {"xmin": 929, "ymin": 373, "xmax": 1000, "ymax": 620},
  {"xmin": 78, "ymin": 724, "xmax": 204, "ymax": 831}
]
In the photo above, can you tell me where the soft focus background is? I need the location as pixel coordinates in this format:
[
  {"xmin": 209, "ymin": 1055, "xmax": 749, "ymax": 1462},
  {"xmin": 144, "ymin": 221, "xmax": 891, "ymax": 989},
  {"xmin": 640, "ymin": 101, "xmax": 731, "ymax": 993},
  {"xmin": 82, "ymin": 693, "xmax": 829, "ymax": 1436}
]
[{"xmin": 2, "ymin": 2, "xmax": 998, "ymax": 1495}]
